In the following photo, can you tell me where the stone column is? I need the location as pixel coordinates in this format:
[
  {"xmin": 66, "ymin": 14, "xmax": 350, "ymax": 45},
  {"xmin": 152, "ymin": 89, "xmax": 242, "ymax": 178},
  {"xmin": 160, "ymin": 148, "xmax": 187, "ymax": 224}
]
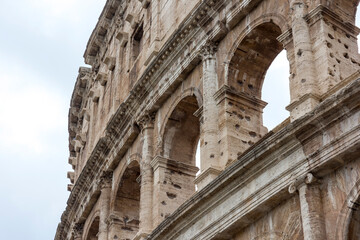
[
  {"xmin": 289, "ymin": 173, "xmax": 326, "ymax": 239},
  {"xmin": 287, "ymin": 0, "xmax": 319, "ymax": 121},
  {"xmin": 73, "ymin": 222, "xmax": 84, "ymax": 240},
  {"xmin": 98, "ymin": 171, "xmax": 112, "ymax": 240},
  {"xmin": 195, "ymin": 42, "xmax": 221, "ymax": 190},
  {"xmin": 136, "ymin": 113, "xmax": 155, "ymax": 239}
]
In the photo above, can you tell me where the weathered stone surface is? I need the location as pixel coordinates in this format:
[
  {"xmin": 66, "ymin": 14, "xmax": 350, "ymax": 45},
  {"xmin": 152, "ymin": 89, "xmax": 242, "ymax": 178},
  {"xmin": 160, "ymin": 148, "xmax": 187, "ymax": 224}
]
[{"xmin": 55, "ymin": 0, "xmax": 360, "ymax": 239}]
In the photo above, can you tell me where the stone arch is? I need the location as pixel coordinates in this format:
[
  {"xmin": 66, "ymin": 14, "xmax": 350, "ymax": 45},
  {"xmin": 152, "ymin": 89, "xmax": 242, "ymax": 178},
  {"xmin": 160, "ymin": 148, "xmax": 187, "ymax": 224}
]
[
  {"xmin": 161, "ymin": 95, "xmax": 201, "ymax": 165},
  {"xmin": 111, "ymin": 154, "xmax": 141, "ymax": 210},
  {"xmin": 226, "ymin": 15, "xmax": 289, "ymax": 98},
  {"xmin": 83, "ymin": 211, "xmax": 100, "ymax": 240},
  {"xmin": 158, "ymin": 87, "xmax": 202, "ymax": 160},
  {"xmin": 335, "ymin": 177, "xmax": 360, "ymax": 240},
  {"xmin": 109, "ymin": 161, "xmax": 141, "ymax": 240},
  {"xmin": 150, "ymin": 88, "xmax": 201, "ymax": 225},
  {"xmin": 227, "ymin": 13, "xmax": 290, "ymax": 62}
]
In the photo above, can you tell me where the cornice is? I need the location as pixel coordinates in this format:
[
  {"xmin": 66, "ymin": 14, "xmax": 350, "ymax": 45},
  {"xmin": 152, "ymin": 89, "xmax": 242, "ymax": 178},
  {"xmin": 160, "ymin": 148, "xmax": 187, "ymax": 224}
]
[
  {"xmin": 84, "ymin": 0, "xmax": 122, "ymax": 66},
  {"xmin": 305, "ymin": 5, "xmax": 360, "ymax": 37}
]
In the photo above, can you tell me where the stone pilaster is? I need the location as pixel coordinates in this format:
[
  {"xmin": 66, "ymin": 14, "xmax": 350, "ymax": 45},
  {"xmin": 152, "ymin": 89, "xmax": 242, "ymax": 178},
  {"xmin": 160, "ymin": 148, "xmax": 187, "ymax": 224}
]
[
  {"xmin": 195, "ymin": 42, "xmax": 221, "ymax": 190},
  {"xmin": 151, "ymin": 156, "xmax": 199, "ymax": 227},
  {"xmin": 289, "ymin": 173, "xmax": 326, "ymax": 240},
  {"xmin": 287, "ymin": 0, "xmax": 320, "ymax": 121},
  {"xmin": 214, "ymin": 85, "xmax": 268, "ymax": 169},
  {"xmin": 136, "ymin": 113, "xmax": 156, "ymax": 238},
  {"xmin": 106, "ymin": 213, "xmax": 125, "ymax": 240},
  {"xmin": 98, "ymin": 171, "xmax": 113, "ymax": 240},
  {"xmin": 73, "ymin": 222, "xmax": 84, "ymax": 240}
]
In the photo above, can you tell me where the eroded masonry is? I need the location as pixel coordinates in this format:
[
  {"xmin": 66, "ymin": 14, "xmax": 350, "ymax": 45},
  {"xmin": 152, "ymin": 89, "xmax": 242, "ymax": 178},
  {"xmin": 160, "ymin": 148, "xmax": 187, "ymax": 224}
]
[{"xmin": 55, "ymin": 0, "xmax": 360, "ymax": 239}]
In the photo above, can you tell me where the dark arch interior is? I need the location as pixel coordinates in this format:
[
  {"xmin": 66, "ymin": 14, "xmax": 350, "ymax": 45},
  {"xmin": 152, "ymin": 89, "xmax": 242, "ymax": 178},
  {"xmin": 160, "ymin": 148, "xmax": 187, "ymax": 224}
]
[
  {"xmin": 114, "ymin": 164, "xmax": 140, "ymax": 238},
  {"xmin": 347, "ymin": 203, "xmax": 360, "ymax": 239},
  {"xmin": 163, "ymin": 96, "xmax": 200, "ymax": 165},
  {"xmin": 228, "ymin": 22, "xmax": 283, "ymax": 98},
  {"xmin": 86, "ymin": 216, "xmax": 99, "ymax": 240}
]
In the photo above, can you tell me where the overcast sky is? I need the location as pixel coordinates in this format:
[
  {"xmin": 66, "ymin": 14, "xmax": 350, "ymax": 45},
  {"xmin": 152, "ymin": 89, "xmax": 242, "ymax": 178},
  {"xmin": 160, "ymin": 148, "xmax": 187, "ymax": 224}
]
[{"xmin": 0, "ymin": 1, "xmax": 358, "ymax": 239}]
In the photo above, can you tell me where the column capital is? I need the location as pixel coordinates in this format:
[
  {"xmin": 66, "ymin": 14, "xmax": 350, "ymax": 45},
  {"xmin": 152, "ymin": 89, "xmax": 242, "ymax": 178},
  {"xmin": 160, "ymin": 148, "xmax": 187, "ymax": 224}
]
[
  {"xmin": 100, "ymin": 171, "xmax": 113, "ymax": 189},
  {"xmin": 288, "ymin": 172, "xmax": 319, "ymax": 194},
  {"xmin": 73, "ymin": 222, "xmax": 84, "ymax": 239},
  {"xmin": 200, "ymin": 41, "xmax": 218, "ymax": 60},
  {"xmin": 137, "ymin": 111, "xmax": 156, "ymax": 131}
]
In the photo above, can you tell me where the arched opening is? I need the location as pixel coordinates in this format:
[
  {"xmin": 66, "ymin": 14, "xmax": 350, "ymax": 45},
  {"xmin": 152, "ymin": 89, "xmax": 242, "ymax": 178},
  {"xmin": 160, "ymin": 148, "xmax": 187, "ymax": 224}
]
[
  {"xmin": 262, "ymin": 50, "xmax": 290, "ymax": 130},
  {"xmin": 163, "ymin": 96, "xmax": 200, "ymax": 165},
  {"xmin": 347, "ymin": 206, "xmax": 360, "ymax": 239},
  {"xmin": 228, "ymin": 22, "xmax": 283, "ymax": 98},
  {"xmin": 112, "ymin": 163, "xmax": 140, "ymax": 239},
  {"xmin": 86, "ymin": 216, "xmax": 99, "ymax": 240},
  {"xmin": 153, "ymin": 95, "xmax": 200, "ymax": 225},
  {"xmin": 225, "ymin": 21, "xmax": 288, "ymax": 157}
]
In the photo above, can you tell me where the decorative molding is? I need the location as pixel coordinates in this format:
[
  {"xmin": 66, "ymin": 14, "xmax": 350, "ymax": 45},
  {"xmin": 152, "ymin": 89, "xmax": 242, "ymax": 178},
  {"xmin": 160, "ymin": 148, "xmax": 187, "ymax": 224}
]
[
  {"xmin": 199, "ymin": 42, "xmax": 218, "ymax": 61},
  {"xmin": 72, "ymin": 222, "xmax": 84, "ymax": 239},
  {"xmin": 214, "ymin": 85, "xmax": 268, "ymax": 110},
  {"xmin": 100, "ymin": 171, "xmax": 113, "ymax": 189},
  {"xmin": 151, "ymin": 156, "xmax": 199, "ymax": 177},
  {"xmin": 288, "ymin": 172, "xmax": 319, "ymax": 194},
  {"xmin": 305, "ymin": 5, "xmax": 360, "ymax": 37},
  {"xmin": 137, "ymin": 111, "xmax": 156, "ymax": 130}
]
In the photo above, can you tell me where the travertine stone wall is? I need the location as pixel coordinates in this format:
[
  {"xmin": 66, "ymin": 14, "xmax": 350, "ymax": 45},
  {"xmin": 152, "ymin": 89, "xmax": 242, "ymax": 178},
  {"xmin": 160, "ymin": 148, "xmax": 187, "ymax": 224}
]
[{"xmin": 56, "ymin": 0, "xmax": 360, "ymax": 239}]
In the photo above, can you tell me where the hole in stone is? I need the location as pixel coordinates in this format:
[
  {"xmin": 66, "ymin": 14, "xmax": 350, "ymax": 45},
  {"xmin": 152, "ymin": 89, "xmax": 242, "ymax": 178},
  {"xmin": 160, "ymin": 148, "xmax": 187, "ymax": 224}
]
[
  {"xmin": 332, "ymin": 25, "xmax": 337, "ymax": 31},
  {"xmin": 245, "ymin": 116, "xmax": 251, "ymax": 121},
  {"xmin": 344, "ymin": 44, "xmax": 349, "ymax": 49},
  {"xmin": 328, "ymin": 33, "xmax": 334, "ymax": 39},
  {"xmin": 338, "ymin": 39, "xmax": 342, "ymax": 43},
  {"xmin": 161, "ymin": 201, "xmax": 167, "ymax": 205},
  {"xmin": 248, "ymin": 84, "xmax": 254, "ymax": 89},
  {"xmin": 336, "ymin": 58, "xmax": 341, "ymax": 63},
  {"xmin": 235, "ymin": 124, "xmax": 240, "ymax": 129},
  {"xmin": 301, "ymin": 79, "xmax": 306, "ymax": 83},
  {"xmin": 344, "ymin": 53, "xmax": 349, "ymax": 59},
  {"xmin": 346, "ymin": 33, "xmax": 351, "ymax": 38},
  {"xmin": 220, "ymin": 152, "xmax": 223, "ymax": 156},
  {"xmin": 166, "ymin": 192, "xmax": 177, "ymax": 199},
  {"xmin": 297, "ymin": 49, "xmax": 303, "ymax": 56},
  {"xmin": 173, "ymin": 184, "xmax": 182, "ymax": 189},
  {"xmin": 237, "ymin": 80, "xmax": 243, "ymax": 85},
  {"xmin": 210, "ymin": 154, "xmax": 215, "ymax": 158},
  {"xmin": 327, "ymin": 42, "xmax": 332, "ymax": 48},
  {"xmin": 249, "ymin": 131, "xmax": 257, "ymax": 137},
  {"xmin": 351, "ymin": 58, "xmax": 357, "ymax": 64},
  {"xmin": 229, "ymin": 101, "xmax": 233, "ymax": 106}
]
